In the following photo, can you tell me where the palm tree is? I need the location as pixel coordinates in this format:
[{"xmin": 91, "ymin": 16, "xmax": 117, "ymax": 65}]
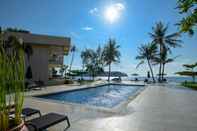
[
  {"xmin": 153, "ymin": 48, "xmax": 176, "ymax": 80},
  {"xmin": 60, "ymin": 65, "xmax": 68, "ymax": 77},
  {"xmin": 176, "ymin": 62, "xmax": 197, "ymax": 82},
  {"xmin": 136, "ymin": 43, "xmax": 158, "ymax": 83},
  {"xmin": 81, "ymin": 49, "xmax": 91, "ymax": 79},
  {"xmin": 149, "ymin": 22, "xmax": 181, "ymax": 82},
  {"xmin": 81, "ymin": 48, "xmax": 104, "ymax": 80},
  {"xmin": 69, "ymin": 45, "xmax": 76, "ymax": 74},
  {"xmin": 103, "ymin": 39, "xmax": 120, "ymax": 82}
]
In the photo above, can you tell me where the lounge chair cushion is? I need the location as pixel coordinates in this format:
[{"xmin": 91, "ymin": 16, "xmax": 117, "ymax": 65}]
[{"xmin": 26, "ymin": 113, "xmax": 69, "ymax": 131}]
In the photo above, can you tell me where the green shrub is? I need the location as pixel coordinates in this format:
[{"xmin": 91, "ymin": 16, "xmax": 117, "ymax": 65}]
[
  {"xmin": 181, "ymin": 82, "xmax": 197, "ymax": 90},
  {"xmin": 0, "ymin": 36, "xmax": 25, "ymax": 130}
]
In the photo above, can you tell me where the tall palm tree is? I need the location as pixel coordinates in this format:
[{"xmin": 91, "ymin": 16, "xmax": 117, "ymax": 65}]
[
  {"xmin": 103, "ymin": 39, "xmax": 120, "ymax": 82},
  {"xmin": 69, "ymin": 45, "xmax": 76, "ymax": 74},
  {"xmin": 153, "ymin": 48, "xmax": 176, "ymax": 80},
  {"xmin": 81, "ymin": 49, "xmax": 92, "ymax": 79},
  {"xmin": 81, "ymin": 48, "xmax": 104, "ymax": 80},
  {"xmin": 149, "ymin": 22, "xmax": 181, "ymax": 82},
  {"xmin": 96, "ymin": 45, "xmax": 104, "ymax": 67},
  {"xmin": 136, "ymin": 43, "xmax": 158, "ymax": 83}
]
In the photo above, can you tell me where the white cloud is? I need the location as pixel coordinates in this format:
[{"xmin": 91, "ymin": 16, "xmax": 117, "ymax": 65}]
[
  {"xmin": 89, "ymin": 8, "xmax": 98, "ymax": 15},
  {"xmin": 81, "ymin": 26, "xmax": 93, "ymax": 31}
]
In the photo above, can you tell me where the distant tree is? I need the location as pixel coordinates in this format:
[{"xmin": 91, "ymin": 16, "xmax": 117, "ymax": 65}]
[
  {"xmin": 183, "ymin": 63, "xmax": 197, "ymax": 71},
  {"xmin": 136, "ymin": 43, "xmax": 158, "ymax": 83},
  {"xmin": 176, "ymin": 62, "xmax": 197, "ymax": 82},
  {"xmin": 81, "ymin": 47, "xmax": 104, "ymax": 80},
  {"xmin": 69, "ymin": 45, "xmax": 76, "ymax": 74},
  {"xmin": 176, "ymin": 71, "xmax": 197, "ymax": 82},
  {"xmin": 60, "ymin": 65, "xmax": 68, "ymax": 77},
  {"xmin": 149, "ymin": 22, "xmax": 181, "ymax": 82},
  {"xmin": 81, "ymin": 49, "xmax": 92, "ymax": 79},
  {"xmin": 103, "ymin": 39, "xmax": 120, "ymax": 82},
  {"xmin": 52, "ymin": 68, "xmax": 58, "ymax": 77},
  {"xmin": 153, "ymin": 47, "xmax": 177, "ymax": 80},
  {"xmin": 176, "ymin": 0, "xmax": 197, "ymax": 35}
]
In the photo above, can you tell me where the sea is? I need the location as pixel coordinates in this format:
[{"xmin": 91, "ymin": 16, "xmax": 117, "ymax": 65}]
[{"xmin": 73, "ymin": 76, "xmax": 193, "ymax": 83}]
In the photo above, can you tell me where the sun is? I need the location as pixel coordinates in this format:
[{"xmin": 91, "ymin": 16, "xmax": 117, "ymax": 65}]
[{"xmin": 104, "ymin": 3, "xmax": 125, "ymax": 24}]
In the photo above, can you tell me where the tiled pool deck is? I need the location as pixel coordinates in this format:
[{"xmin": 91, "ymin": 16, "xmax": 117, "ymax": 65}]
[{"xmin": 24, "ymin": 81, "xmax": 197, "ymax": 131}]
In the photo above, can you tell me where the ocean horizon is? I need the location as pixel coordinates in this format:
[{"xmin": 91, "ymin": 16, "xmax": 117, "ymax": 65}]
[{"xmin": 73, "ymin": 76, "xmax": 193, "ymax": 83}]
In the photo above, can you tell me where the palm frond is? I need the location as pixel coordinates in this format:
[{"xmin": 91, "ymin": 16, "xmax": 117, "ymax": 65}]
[{"xmin": 136, "ymin": 60, "xmax": 145, "ymax": 68}]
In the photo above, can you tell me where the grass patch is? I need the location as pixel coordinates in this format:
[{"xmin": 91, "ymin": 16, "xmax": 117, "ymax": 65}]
[{"xmin": 181, "ymin": 82, "xmax": 197, "ymax": 90}]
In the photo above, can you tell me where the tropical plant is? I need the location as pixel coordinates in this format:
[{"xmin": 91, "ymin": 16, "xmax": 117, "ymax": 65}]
[
  {"xmin": 52, "ymin": 67, "xmax": 58, "ymax": 77},
  {"xmin": 81, "ymin": 49, "xmax": 91, "ymax": 79},
  {"xmin": 153, "ymin": 47, "xmax": 178, "ymax": 80},
  {"xmin": 176, "ymin": 0, "xmax": 197, "ymax": 35},
  {"xmin": 183, "ymin": 63, "xmax": 197, "ymax": 71},
  {"xmin": 60, "ymin": 65, "xmax": 68, "ymax": 77},
  {"xmin": 136, "ymin": 43, "xmax": 158, "ymax": 82},
  {"xmin": 176, "ymin": 71, "xmax": 197, "ymax": 82},
  {"xmin": 69, "ymin": 45, "xmax": 76, "ymax": 73},
  {"xmin": 103, "ymin": 39, "xmax": 120, "ymax": 82},
  {"xmin": 149, "ymin": 22, "xmax": 181, "ymax": 82},
  {"xmin": 176, "ymin": 63, "xmax": 197, "ymax": 82},
  {"xmin": 81, "ymin": 47, "xmax": 104, "ymax": 80},
  {"xmin": 0, "ymin": 34, "xmax": 25, "ymax": 130}
]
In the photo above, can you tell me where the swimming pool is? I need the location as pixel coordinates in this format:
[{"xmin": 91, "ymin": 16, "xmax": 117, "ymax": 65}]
[{"xmin": 36, "ymin": 84, "xmax": 144, "ymax": 108}]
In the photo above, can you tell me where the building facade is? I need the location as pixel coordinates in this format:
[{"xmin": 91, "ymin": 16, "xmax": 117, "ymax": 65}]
[{"xmin": 4, "ymin": 31, "xmax": 71, "ymax": 84}]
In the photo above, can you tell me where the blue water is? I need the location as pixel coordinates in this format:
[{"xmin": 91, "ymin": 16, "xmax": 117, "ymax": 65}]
[
  {"xmin": 128, "ymin": 76, "xmax": 193, "ymax": 83},
  {"xmin": 37, "ymin": 84, "xmax": 144, "ymax": 108}
]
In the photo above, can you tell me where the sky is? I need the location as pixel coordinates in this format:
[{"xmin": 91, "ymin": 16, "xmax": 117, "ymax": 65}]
[{"xmin": 0, "ymin": 0, "xmax": 197, "ymax": 76}]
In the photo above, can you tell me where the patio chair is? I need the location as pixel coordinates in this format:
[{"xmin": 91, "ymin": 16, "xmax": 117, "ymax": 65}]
[{"xmin": 26, "ymin": 112, "xmax": 70, "ymax": 131}]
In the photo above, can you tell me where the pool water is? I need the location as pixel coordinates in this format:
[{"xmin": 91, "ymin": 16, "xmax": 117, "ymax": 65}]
[{"xmin": 37, "ymin": 84, "xmax": 144, "ymax": 108}]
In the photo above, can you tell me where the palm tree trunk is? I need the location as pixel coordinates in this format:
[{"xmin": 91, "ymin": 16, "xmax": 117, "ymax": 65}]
[
  {"xmin": 147, "ymin": 59, "xmax": 155, "ymax": 83},
  {"xmin": 158, "ymin": 62, "xmax": 162, "ymax": 82},
  {"xmin": 81, "ymin": 64, "xmax": 84, "ymax": 80},
  {"xmin": 69, "ymin": 52, "xmax": 75, "ymax": 73},
  {"xmin": 162, "ymin": 63, "xmax": 165, "ymax": 81},
  {"xmin": 158, "ymin": 45, "xmax": 162, "ymax": 82},
  {"xmin": 192, "ymin": 76, "xmax": 195, "ymax": 83},
  {"xmin": 108, "ymin": 63, "xmax": 111, "ymax": 82}
]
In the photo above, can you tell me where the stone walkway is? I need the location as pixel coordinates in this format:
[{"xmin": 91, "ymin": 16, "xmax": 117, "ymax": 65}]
[{"xmin": 24, "ymin": 84, "xmax": 197, "ymax": 131}]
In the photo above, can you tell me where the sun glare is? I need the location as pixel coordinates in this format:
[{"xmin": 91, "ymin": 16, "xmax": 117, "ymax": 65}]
[{"xmin": 104, "ymin": 3, "xmax": 125, "ymax": 24}]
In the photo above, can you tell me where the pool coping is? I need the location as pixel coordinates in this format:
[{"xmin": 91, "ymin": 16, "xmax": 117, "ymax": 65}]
[{"xmin": 30, "ymin": 83, "xmax": 146, "ymax": 113}]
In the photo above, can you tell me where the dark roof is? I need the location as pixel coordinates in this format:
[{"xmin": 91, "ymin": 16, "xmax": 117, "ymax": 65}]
[{"xmin": 4, "ymin": 31, "xmax": 71, "ymax": 47}]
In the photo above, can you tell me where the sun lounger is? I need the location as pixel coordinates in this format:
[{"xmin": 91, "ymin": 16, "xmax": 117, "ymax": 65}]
[
  {"xmin": 25, "ymin": 80, "xmax": 45, "ymax": 91},
  {"xmin": 9, "ymin": 107, "xmax": 42, "ymax": 121},
  {"xmin": 26, "ymin": 113, "xmax": 70, "ymax": 131},
  {"xmin": 21, "ymin": 108, "xmax": 42, "ymax": 121}
]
